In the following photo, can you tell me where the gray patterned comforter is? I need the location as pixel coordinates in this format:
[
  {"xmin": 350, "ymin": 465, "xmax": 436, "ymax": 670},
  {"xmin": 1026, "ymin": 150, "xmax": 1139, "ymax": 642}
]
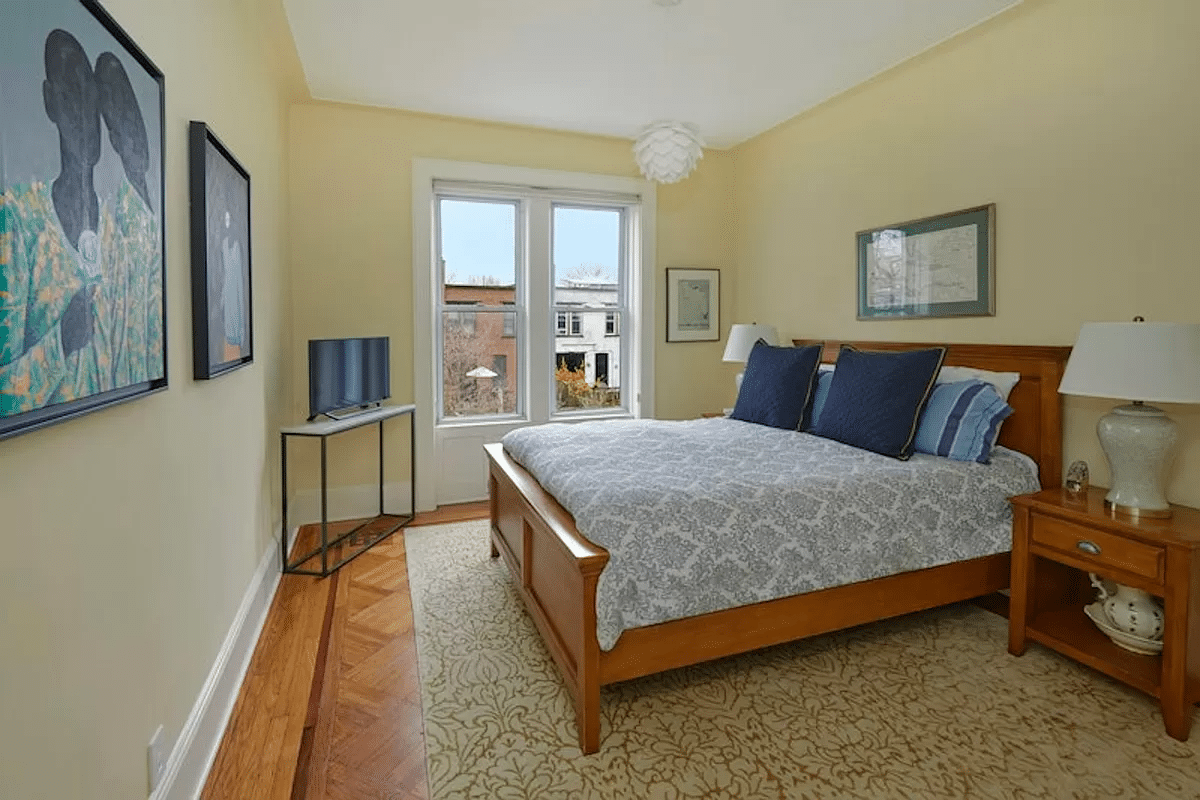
[{"xmin": 501, "ymin": 417, "xmax": 1040, "ymax": 650}]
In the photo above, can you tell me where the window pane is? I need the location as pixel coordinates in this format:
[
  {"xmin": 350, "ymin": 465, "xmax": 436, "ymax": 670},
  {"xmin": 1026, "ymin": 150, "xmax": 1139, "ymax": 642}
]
[
  {"xmin": 555, "ymin": 309, "xmax": 620, "ymax": 412},
  {"xmin": 553, "ymin": 206, "xmax": 620, "ymax": 303},
  {"xmin": 440, "ymin": 199, "xmax": 516, "ymax": 294},
  {"xmin": 442, "ymin": 310, "xmax": 518, "ymax": 417}
]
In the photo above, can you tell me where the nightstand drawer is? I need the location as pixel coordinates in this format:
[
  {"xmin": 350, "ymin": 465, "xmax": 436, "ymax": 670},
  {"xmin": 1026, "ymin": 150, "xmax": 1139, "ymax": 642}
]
[{"xmin": 1031, "ymin": 515, "xmax": 1164, "ymax": 583}]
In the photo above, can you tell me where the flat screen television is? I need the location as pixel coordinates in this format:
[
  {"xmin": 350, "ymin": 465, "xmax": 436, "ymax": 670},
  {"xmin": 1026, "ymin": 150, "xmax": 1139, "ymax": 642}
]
[{"xmin": 307, "ymin": 337, "xmax": 391, "ymax": 421}]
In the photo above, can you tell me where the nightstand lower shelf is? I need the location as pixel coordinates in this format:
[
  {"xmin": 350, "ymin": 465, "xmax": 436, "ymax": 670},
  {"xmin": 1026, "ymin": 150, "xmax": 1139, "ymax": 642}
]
[{"xmin": 1025, "ymin": 603, "xmax": 1161, "ymax": 697}]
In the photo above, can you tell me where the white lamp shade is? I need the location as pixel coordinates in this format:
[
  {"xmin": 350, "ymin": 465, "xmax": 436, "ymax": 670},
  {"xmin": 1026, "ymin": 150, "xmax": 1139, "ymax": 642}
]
[
  {"xmin": 1059, "ymin": 322, "xmax": 1200, "ymax": 404},
  {"xmin": 722, "ymin": 323, "xmax": 779, "ymax": 363}
]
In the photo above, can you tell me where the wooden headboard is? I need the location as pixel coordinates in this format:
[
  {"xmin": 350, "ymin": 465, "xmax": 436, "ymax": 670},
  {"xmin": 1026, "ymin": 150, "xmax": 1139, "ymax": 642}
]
[{"xmin": 792, "ymin": 340, "xmax": 1072, "ymax": 489}]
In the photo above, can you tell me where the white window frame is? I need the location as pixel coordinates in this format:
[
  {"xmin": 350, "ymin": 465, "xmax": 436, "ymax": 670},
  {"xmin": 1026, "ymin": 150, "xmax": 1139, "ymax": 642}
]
[{"xmin": 412, "ymin": 159, "xmax": 656, "ymax": 511}]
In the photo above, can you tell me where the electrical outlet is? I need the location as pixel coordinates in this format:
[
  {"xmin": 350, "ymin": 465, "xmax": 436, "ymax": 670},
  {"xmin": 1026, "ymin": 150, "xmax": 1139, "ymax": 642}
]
[{"xmin": 147, "ymin": 725, "xmax": 167, "ymax": 793}]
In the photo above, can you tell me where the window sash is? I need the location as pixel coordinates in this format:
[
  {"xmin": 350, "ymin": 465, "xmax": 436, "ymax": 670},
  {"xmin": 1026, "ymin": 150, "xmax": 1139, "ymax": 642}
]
[{"xmin": 427, "ymin": 167, "xmax": 648, "ymax": 427}]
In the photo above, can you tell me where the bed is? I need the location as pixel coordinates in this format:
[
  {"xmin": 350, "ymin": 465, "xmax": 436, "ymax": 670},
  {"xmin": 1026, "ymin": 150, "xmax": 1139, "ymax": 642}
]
[{"xmin": 484, "ymin": 340, "xmax": 1071, "ymax": 753}]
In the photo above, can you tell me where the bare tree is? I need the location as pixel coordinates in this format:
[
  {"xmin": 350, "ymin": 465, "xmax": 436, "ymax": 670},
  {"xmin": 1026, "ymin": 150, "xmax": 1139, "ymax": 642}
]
[
  {"xmin": 442, "ymin": 323, "xmax": 494, "ymax": 416},
  {"xmin": 561, "ymin": 263, "xmax": 614, "ymax": 284},
  {"xmin": 444, "ymin": 271, "xmax": 507, "ymax": 287}
]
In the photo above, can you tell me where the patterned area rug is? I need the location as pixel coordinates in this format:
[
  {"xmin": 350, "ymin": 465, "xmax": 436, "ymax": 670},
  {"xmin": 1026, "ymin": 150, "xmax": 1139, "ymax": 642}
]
[{"xmin": 405, "ymin": 521, "xmax": 1200, "ymax": 799}]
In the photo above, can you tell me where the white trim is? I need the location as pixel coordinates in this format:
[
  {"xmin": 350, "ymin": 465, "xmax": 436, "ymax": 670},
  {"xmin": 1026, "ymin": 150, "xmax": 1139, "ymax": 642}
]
[
  {"xmin": 152, "ymin": 532, "xmax": 282, "ymax": 800},
  {"xmin": 412, "ymin": 158, "xmax": 656, "ymax": 510}
]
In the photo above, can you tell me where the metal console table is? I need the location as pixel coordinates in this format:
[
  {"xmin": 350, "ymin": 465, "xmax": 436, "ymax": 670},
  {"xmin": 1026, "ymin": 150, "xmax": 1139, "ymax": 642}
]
[{"xmin": 280, "ymin": 403, "xmax": 416, "ymax": 576}]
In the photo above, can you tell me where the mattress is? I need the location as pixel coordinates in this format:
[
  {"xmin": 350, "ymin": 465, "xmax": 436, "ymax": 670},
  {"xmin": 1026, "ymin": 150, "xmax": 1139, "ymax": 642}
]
[{"xmin": 501, "ymin": 417, "xmax": 1040, "ymax": 650}]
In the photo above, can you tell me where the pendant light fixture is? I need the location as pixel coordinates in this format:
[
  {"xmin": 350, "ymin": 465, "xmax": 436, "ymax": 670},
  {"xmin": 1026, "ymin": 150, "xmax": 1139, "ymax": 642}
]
[
  {"xmin": 632, "ymin": 0, "xmax": 704, "ymax": 183},
  {"xmin": 633, "ymin": 121, "xmax": 704, "ymax": 184}
]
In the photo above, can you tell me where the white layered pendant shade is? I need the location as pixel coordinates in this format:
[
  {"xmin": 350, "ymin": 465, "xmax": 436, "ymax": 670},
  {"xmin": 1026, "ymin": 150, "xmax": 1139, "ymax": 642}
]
[{"xmin": 633, "ymin": 120, "xmax": 704, "ymax": 183}]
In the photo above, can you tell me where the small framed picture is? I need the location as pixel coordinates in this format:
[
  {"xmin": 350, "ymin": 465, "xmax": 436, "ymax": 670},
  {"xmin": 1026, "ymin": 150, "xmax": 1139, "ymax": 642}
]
[
  {"xmin": 666, "ymin": 268, "xmax": 720, "ymax": 342},
  {"xmin": 189, "ymin": 121, "xmax": 253, "ymax": 379},
  {"xmin": 857, "ymin": 204, "xmax": 995, "ymax": 320}
]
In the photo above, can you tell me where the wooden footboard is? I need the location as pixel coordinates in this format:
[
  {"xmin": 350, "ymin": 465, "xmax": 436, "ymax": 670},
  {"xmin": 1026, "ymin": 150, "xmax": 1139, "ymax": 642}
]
[
  {"xmin": 488, "ymin": 443, "xmax": 607, "ymax": 751},
  {"xmin": 485, "ymin": 341, "xmax": 1071, "ymax": 753}
]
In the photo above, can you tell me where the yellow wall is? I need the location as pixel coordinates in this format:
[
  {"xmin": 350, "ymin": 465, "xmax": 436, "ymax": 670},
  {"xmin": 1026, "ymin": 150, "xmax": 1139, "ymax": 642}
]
[
  {"xmin": 732, "ymin": 0, "xmax": 1200, "ymax": 507},
  {"xmin": 286, "ymin": 102, "xmax": 736, "ymax": 487},
  {"xmin": 8, "ymin": 0, "xmax": 1199, "ymax": 795},
  {"xmin": 0, "ymin": 0, "xmax": 303, "ymax": 797}
]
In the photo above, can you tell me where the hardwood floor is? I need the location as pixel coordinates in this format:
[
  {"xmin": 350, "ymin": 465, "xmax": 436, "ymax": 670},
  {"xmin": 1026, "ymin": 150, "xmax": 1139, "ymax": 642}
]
[{"xmin": 201, "ymin": 502, "xmax": 489, "ymax": 800}]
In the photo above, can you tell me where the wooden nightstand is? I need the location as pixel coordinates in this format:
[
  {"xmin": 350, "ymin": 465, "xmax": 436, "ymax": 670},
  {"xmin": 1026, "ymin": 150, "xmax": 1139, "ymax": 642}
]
[{"xmin": 1009, "ymin": 487, "xmax": 1200, "ymax": 740}]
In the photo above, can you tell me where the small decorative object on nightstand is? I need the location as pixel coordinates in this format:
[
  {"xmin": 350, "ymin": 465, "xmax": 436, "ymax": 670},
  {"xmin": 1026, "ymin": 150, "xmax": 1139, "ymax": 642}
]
[
  {"xmin": 1065, "ymin": 460, "xmax": 1089, "ymax": 495},
  {"xmin": 1008, "ymin": 487, "xmax": 1200, "ymax": 740}
]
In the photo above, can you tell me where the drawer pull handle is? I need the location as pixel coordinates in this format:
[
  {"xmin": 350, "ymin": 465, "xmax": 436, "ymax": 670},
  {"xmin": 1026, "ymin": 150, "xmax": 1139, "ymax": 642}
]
[{"xmin": 1076, "ymin": 540, "xmax": 1102, "ymax": 556}]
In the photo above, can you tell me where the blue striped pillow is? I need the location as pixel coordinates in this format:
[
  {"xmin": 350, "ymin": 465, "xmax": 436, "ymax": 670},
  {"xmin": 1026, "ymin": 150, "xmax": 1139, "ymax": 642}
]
[
  {"xmin": 914, "ymin": 379, "xmax": 1013, "ymax": 463},
  {"xmin": 803, "ymin": 368, "xmax": 834, "ymax": 431}
]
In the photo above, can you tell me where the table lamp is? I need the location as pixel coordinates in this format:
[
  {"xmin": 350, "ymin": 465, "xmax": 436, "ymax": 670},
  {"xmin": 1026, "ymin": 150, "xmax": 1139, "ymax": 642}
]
[
  {"xmin": 1058, "ymin": 319, "xmax": 1200, "ymax": 518},
  {"xmin": 723, "ymin": 323, "xmax": 779, "ymax": 393}
]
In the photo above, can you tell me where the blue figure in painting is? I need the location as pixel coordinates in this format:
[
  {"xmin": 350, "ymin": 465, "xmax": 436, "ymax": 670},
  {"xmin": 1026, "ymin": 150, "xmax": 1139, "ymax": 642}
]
[
  {"xmin": 0, "ymin": 28, "xmax": 161, "ymax": 417},
  {"xmin": 93, "ymin": 46, "xmax": 162, "ymax": 386}
]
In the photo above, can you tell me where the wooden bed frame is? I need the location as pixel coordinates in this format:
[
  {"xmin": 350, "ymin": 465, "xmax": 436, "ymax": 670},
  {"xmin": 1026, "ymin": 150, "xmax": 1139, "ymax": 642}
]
[{"xmin": 484, "ymin": 341, "xmax": 1071, "ymax": 753}]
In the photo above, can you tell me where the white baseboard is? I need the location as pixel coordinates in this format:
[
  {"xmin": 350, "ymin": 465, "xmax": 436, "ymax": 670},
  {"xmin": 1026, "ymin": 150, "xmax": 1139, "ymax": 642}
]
[
  {"xmin": 151, "ymin": 482, "xmax": 414, "ymax": 799},
  {"xmin": 288, "ymin": 480, "xmax": 414, "ymax": 527},
  {"xmin": 153, "ymin": 528, "xmax": 282, "ymax": 800}
]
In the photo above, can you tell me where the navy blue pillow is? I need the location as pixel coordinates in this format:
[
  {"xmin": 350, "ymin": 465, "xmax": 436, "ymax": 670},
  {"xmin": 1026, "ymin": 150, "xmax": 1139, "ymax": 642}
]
[
  {"xmin": 730, "ymin": 342, "xmax": 823, "ymax": 430},
  {"xmin": 809, "ymin": 346, "xmax": 947, "ymax": 459}
]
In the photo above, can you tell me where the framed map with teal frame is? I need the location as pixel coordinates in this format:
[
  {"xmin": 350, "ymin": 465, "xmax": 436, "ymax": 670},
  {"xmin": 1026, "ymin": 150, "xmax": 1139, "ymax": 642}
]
[
  {"xmin": 857, "ymin": 204, "xmax": 995, "ymax": 320},
  {"xmin": 0, "ymin": 0, "xmax": 167, "ymax": 438}
]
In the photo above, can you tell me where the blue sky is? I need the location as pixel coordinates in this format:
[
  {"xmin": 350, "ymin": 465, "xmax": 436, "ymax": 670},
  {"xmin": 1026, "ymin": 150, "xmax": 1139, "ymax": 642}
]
[{"xmin": 440, "ymin": 200, "xmax": 619, "ymax": 285}]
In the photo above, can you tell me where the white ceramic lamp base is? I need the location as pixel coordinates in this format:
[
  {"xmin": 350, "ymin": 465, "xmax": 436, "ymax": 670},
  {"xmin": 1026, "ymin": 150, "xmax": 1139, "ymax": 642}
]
[{"xmin": 1097, "ymin": 403, "xmax": 1177, "ymax": 519}]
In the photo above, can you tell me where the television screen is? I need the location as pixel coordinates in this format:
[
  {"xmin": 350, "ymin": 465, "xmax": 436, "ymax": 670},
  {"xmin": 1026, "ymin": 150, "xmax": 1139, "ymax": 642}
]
[{"xmin": 308, "ymin": 337, "xmax": 391, "ymax": 421}]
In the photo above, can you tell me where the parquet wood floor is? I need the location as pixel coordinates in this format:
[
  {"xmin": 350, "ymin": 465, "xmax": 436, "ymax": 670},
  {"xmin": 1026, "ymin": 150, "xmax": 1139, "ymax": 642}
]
[{"xmin": 201, "ymin": 502, "xmax": 488, "ymax": 800}]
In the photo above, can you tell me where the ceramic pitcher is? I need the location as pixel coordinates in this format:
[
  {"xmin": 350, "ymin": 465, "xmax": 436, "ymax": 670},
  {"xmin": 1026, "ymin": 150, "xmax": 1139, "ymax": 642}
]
[{"xmin": 1089, "ymin": 573, "xmax": 1164, "ymax": 640}]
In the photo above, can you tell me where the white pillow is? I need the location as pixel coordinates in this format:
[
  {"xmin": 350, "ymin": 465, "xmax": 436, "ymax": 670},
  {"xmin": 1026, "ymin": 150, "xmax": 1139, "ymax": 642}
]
[
  {"xmin": 816, "ymin": 363, "xmax": 1020, "ymax": 401},
  {"xmin": 936, "ymin": 366, "xmax": 1020, "ymax": 402}
]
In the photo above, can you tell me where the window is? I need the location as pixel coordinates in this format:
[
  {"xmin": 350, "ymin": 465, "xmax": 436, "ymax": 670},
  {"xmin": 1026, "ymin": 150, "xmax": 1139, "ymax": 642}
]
[
  {"xmin": 413, "ymin": 159, "xmax": 655, "ymax": 508},
  {"xmin": 444, "ymin": 303, "xmax": 477, "ymax": 335},
  {"xmin": 556, "ymin": 352, "xmax": 584, "ymax": 371},
  {"xmin": 556, "ymin": 311, "xmax": 582, "ymax": 336},
  {"xmin": 431, "ymin": 176, "xmax": 648, "ymax": 421}
]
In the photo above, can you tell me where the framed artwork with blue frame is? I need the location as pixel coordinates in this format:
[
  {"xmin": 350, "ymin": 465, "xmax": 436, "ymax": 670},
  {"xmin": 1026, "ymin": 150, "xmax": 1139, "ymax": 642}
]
[
  {"xmin": 0, "ymin": 0, "xmax": 168, "ymax": 439},
  {"xmin": 189, "ymin": 121, "xmax": 252, "ymax": 380},
  {"xmin": 857, "ymin": 204, "xmax": 995, "ymax": 320}
]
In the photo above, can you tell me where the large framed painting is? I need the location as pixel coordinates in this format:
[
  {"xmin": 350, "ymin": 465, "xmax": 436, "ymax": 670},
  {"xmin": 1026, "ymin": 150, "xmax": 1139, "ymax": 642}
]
[
  {"xmin": 189, "ymin": 121, "xmax": 252, "ymax": 379},
  {"xmin": 857, "ymin": 204, "xmax": 995, "ymax": 320},
  {"xmin": 0, "ymin": 0, "xmax": 167, "ymax": 439},
  {"xmin": 666, "ymin": 267, "xmax": 720, "ymax": 342}
]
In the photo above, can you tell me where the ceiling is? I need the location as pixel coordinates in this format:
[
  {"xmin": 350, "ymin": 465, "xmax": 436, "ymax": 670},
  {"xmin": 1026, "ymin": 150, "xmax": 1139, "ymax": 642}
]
[{"xmin": 282, "ymin": 0, "xmax": 1020, "ymax": 150}]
